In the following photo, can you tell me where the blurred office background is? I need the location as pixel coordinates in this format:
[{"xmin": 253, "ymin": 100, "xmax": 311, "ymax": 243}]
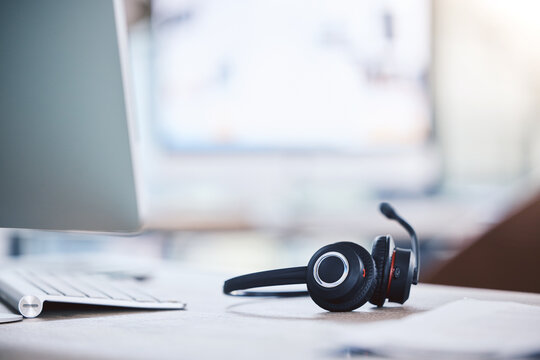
[{"xmin": 1, "ymin": 0, "xmax": 539, "ymax": 286}]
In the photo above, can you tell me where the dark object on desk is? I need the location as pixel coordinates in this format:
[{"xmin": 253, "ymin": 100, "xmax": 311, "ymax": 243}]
[
  {"xmin": 224, "ymin": 203, "xmax": 420, "ymax": 312},
  {"xmin": 428, "ymin": 192, "xmax": 540, "ymax": 293}
]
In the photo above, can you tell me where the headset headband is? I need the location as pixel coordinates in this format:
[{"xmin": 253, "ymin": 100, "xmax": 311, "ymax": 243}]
[{"xmin": 223, "ymin": 266, "xmax": 308, "ymax": 297}]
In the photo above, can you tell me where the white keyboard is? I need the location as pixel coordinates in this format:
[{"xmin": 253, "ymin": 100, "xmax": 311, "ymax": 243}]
[{"xmin": 0, "ymin": 270, "xmax": 185, "ymax": 318}]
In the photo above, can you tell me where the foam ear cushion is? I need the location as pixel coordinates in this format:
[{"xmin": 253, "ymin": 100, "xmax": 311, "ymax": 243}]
[
  {"xmin": 369, "ymin": 235, "xmax": 395, "ymax": 307},
  {"xmin": 307, "ymin": 243, "xmax": 377, "ymax": 312}
]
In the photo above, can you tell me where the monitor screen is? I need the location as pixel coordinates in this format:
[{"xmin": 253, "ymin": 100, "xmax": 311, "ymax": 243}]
[{"xmin": 0, "ymin": 0, "xmax": 140, "ymax": 232}]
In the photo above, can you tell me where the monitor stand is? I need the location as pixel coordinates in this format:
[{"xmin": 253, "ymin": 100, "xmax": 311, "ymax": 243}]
[
  {"xmin": 0, "ymin": 312, "xmax": 22, "ymax": 324},
  {"xmin": 0, "ymin": 233, "xmax": 23, "ymax": 323}
]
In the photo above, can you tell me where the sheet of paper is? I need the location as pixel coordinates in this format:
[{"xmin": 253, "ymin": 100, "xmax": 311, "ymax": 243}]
[{"xmin": 341, "ymin": 299, "xmax": 540, "ymax": 359}]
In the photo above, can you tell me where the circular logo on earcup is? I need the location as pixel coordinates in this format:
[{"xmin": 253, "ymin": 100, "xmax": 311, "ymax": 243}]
[{"xmin": 313, "ymin": 251, "xmax": 349, "ymax": 288}]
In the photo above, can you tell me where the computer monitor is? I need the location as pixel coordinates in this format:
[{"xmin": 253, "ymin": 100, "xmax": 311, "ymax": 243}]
[{"xmin": 0, "ymin": 0, "xmax": 140, "ymax": 232}]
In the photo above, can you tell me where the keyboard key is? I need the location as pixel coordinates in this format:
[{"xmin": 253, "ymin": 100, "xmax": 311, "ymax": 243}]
[
  {"xmin": 17, "ymin": 271, "xmax": 62, "ymax": 296},
  {"xmin": 56, "ymin": 275, "xmax": 108, "ymax": 299},
  {"xmin": 36, "ymin": 274, "xmax": 86, "ymax": 297},
  {"xmin": 118, "ymin": 287, "xmax": 158, "ymax": 303},
  {"xmin": 78, "ymin": 278, "xmax": 133, "ymax": 301}
]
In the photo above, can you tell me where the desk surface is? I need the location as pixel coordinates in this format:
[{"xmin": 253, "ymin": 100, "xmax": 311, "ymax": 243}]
[{"xmin": 1, "ymin": 265, "xmax": 540, "ymax": 360}]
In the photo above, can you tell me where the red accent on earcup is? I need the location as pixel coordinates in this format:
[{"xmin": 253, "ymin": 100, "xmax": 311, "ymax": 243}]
[{"xmin": 386, "ymin": 251, "xmax": 396, "ymax": 296}]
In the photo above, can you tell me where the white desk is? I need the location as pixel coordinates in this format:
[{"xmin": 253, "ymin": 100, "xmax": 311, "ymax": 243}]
[{"xmin": 1, "ymin": 265, "xmax": 540, "ymax": 360}]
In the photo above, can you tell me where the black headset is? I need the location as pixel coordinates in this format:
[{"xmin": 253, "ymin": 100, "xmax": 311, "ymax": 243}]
[{"xmin": 223, "ymin": 203, "xmax": 419, "ymax": 312}]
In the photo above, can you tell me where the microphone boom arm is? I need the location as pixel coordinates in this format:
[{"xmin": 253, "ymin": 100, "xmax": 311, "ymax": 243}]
[{"xmin": 380, "ymin": 203, "xmax": 420, "ymax": 285}]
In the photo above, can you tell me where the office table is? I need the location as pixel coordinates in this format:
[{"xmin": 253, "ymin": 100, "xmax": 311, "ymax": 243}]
[{"xmin": 1, "ymin": 265, "xmax": 539, "ymax": 360}]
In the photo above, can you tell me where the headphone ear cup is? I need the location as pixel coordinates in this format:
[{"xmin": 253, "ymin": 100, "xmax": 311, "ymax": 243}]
[
  {"xmin": 307, "ymin": 242, "xmax": 377, "ymax": 312},
  {"xmin": 370, "ymin": 235, "xmax": 396, "ymax": 307}
]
